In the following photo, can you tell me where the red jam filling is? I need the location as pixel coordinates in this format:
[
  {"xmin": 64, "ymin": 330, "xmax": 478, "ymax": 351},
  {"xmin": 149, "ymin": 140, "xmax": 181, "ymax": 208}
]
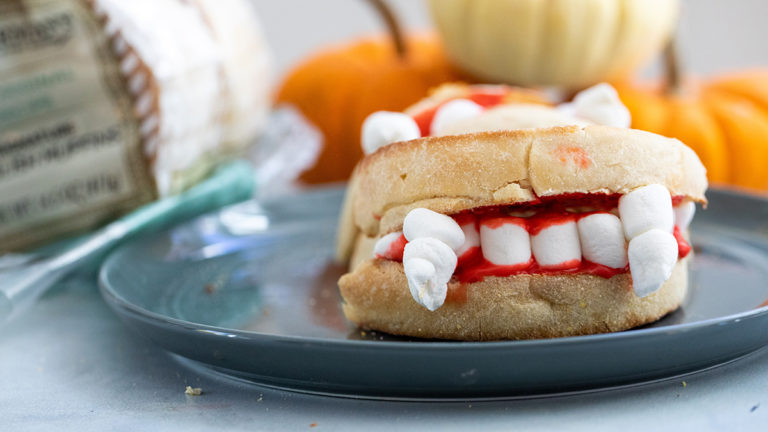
[
  {"xmin": 411, "ymin": 88, "xmax": 510, "ymax": 136},
  {"xmin": 412, "ymin": 105, "xmax": 439, "ymax": 137},
  {"xmin": 527, "ymin": 212, "xmax": 577, "ymax": 236},
  {"xmin": 455, "ymin": 258, "xmax": 626, "ymax": 284},
  {"xmin": 375, "ymin": 233, "xmax": 407, "ymax": 261},
  {"xmin": 468, "ymin": 192, "xmax": 622, "ymax": 216},
  {"xmin": 673, "ymin": 226, "xmax": 691, "ymax": 258},
  {"xmin": 380, "ymin": 194, "xmax": 691, "ymax": 284}
]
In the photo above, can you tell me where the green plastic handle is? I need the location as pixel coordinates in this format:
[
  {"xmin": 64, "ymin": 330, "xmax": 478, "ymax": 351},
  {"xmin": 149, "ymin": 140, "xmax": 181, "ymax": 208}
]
[{"xmin": 115, "ymin": 161, "xmax": 255, "ymax": 238}]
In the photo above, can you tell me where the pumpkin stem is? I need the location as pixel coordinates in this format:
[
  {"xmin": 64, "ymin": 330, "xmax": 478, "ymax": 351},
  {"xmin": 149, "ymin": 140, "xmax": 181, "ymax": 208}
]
[
  {"xmin": 366, "ymin": 0, "xmax": 406, "ymax": 58},
  {"xmin": 663, "ymin": 38, "xmax": 683, "ymax": 95}
]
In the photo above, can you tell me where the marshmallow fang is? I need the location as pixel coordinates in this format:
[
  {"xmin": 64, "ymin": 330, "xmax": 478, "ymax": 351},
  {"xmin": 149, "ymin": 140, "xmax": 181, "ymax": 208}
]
[
  {"xmin": 403, "ymin": 208, "xmax": 465, "ymax": 250},
  {"xmin": 577, "ymin": 213, "xmax": 628, "ymax": 269},
  {"xmin": 403, "ymin": 237, "xmax": 457, "ymax": 311},
  {"xmin": 431, "ymin": 99, "xmax": 484, "ymax": 136},
  {"xmin": 361, "ymin": 111, "xmax": 421, "ymax": 155},
  {"xmin": 674, "ymin": 201, "xmax": 696, "ymax": 230},
  {"xmin": 403, "ymin": 237, "xmax": 457, "ymax": 284},
  {"xmin": 619, "ymin": 184, "xmax": 674, "ymax": 239},
  {"xmin": 531, "ymin": 220, "xmax": 581, "ymax": 269},
  {"xmin": 628, "ymin": 229, "xmax": 679, "ymax": 297},
  {"xmin": 403, "ymin": 258, "xmax": 444, "ymax": 311},
  {"xmin": 480, "ymin": 218, "xmax": 531, "ymax": 266}
]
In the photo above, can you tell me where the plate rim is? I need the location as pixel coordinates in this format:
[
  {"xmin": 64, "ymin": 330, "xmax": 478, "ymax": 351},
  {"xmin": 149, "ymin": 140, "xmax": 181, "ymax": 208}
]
[
  {"xmin": 98, "ymin": 242, "xmax": 768, "ymax": 352},
  {"xmin": 97, "ymin": 186, "xmax": 768, "ymax": 397}
]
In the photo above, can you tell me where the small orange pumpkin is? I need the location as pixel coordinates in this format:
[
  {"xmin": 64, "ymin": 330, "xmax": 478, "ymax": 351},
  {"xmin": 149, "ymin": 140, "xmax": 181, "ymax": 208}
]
[
  {"xmin": 615, "ymin": 45, "xmax": 768, "ymax": 191},
  {"xmin": 276, "ymin": 1, "xmax": 465, "ymax": 184}
]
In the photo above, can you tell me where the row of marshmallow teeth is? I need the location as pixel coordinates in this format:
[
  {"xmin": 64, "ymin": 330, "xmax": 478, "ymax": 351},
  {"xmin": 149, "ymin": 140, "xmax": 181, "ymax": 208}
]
[
  {"xmin": 374, "ymin": 184, "xmax": 696, "ymax": 311},
  {"xmin": 361, "ymin": 83, "xmax": 631, "ymax": 155}
]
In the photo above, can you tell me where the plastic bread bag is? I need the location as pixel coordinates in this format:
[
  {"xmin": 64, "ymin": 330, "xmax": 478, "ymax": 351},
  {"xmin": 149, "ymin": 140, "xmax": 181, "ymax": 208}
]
[{"xmin": 0, "ymin": 0, "xmax": 274, "ymax": 253}]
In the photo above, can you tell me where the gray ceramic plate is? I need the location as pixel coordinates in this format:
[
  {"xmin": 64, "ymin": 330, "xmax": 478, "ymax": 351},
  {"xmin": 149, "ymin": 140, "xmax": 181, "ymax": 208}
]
[{"xmin": 99, "ymin": 186, "xmax": 768, "ymax": 399}]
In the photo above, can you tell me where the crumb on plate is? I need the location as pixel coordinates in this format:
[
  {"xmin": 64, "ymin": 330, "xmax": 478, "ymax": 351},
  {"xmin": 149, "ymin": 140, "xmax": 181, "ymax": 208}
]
[{"xmin": 185, "ymin": 386, "xmax": 202, "ymax": 396}]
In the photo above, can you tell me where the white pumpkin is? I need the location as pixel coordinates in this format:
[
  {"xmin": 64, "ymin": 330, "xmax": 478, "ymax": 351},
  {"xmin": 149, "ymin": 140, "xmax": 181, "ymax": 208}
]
[{"xmin": 428, "ymin": 0, "xmax": 679, "ymax": 89}]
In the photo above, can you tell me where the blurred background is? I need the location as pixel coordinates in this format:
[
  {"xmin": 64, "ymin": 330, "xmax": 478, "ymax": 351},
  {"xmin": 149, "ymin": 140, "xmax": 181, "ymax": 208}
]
[{"xmin": 255, "ymin": 0, "xmax": 768, "ymax": 76}]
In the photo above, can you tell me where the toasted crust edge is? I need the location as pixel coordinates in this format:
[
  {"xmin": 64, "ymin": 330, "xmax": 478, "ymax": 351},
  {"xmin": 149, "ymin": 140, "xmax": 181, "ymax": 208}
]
[
  {"xmin": 352, "ymin": 126, "xmax": 708, "ymax": 237},
  {"xmin": 338, "ymin": 257, "xmax": 688, "ymax": 341}
]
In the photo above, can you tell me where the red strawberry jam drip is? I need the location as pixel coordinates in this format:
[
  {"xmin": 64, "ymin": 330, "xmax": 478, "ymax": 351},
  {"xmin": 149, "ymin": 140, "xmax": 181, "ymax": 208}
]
[{"xmin": 454, "ymin": 258, "xmax": 627, "ymax": 284}]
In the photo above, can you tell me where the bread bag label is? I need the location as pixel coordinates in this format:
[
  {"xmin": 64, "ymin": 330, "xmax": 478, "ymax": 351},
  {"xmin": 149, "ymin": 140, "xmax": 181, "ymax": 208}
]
[{"xmin": 0, "ymin": 0, "xmax": 155, "ymax": 252}]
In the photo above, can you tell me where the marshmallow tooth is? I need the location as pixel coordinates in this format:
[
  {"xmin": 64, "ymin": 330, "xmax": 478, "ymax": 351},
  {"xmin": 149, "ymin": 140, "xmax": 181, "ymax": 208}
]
[
  {"xmin": 577, "ymin": 213, "xmax": 628, "ymax": 269},
  {"xmin": 430, "ymin": 99, "xmax": 483, "ymax": 136},
  {"xmin": 373, "ymin": 231, "xmax": 404, "ymax": 259},
  {"xmin": 455, "ymin": 220, "xmax": 480, "ymax": 257},
  {"xmin": 403, "ymin": 237, "xmax": 457, "ymax": 311},
  {"xmin": 628, "ymin": 229, "xmax": 679, "ymax": 297},
  {"xmin": 480, "ymin": 217, "xmax": 531, "ymax": 266},
  {"xmin": 403, "ymin": 208, "xmax": 465, "ymax": 250},
  {"xmin": 531, "ymin": 218, "xmax": 581, "ymax": 269},
  {"xmin": 618, "ymin": 184, "xmax": 674, "ymax": 239},
  {"xmin": 674, "ymin": 201, "xmax": 696, "ymax": 230},
  {"xmin": 558, "ymin": 83, "xmax": 631, "ymax": 128},
  {"xmin": 361, "ymin": 111, "xmax": 421, "ymax": 155}
]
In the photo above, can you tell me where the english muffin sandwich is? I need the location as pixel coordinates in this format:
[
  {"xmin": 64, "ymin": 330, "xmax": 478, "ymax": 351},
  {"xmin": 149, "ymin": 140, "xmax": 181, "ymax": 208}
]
[{"xmin": 337, "ymin": 84, "xmax": 707, "ymax": 341}]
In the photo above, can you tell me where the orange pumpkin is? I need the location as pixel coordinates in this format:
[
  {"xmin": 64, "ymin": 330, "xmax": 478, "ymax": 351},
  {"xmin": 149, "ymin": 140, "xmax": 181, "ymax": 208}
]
[
  {"xmin": 276, "ymin": 0, "xmax": 465, "ymax": 184},
  {"xmin": 614, "ymin": 47, "xmax": 768, "ymax": 191},
  {"xmin": 277, "ymin": 35, "xmax": 462, "ymax": 184}
]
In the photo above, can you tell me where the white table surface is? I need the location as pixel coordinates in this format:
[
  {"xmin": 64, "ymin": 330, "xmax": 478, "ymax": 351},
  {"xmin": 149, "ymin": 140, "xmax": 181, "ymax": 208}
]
[{"xmin": 2, "ymin": 269, "xmax": 767, "ymax": 431}]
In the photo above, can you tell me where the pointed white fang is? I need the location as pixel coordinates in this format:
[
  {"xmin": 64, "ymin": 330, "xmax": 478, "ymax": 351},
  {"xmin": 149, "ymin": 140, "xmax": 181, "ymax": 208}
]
[
  {"xmin": 619, "ymin": 184, "xmax": 674, "ymax": 239},
  {"xmin": 628, "ymin": 229, "xmax": 678, "ymax": 297},
  {"xmin": 402, "ymin": 237, "xmax": 457, "ymax": 311}
]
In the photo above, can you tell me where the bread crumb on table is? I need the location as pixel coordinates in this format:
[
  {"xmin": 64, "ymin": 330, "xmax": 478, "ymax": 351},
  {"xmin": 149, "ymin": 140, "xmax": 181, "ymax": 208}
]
[{"xmin": 185, "ymin": 386, "xmax": 203, "ymax": 396}]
